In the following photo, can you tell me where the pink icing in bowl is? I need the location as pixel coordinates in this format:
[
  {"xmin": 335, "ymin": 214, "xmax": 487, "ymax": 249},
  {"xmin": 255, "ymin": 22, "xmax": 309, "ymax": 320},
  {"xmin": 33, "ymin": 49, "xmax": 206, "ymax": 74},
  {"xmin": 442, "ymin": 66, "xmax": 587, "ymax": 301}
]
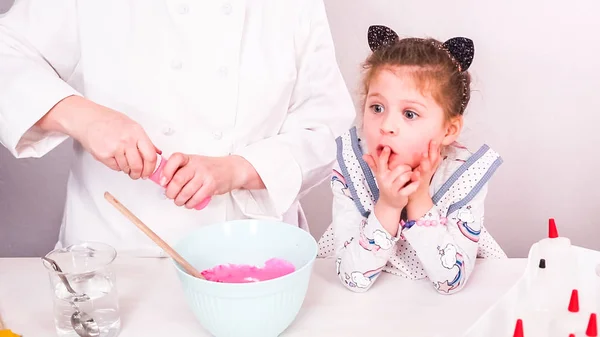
[
  {"xmin": 201, "ymin": 258, "xmax": 296, "ymax": 283},
  {"xmin": 172, "ymin": 219, "xmax": 318, "ymax": 337}
]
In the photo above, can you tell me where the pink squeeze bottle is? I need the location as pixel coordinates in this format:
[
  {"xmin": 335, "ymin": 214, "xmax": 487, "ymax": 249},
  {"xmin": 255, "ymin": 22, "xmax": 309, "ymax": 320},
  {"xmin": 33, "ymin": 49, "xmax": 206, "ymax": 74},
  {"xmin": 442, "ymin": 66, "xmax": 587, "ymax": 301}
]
[{"xmin": 149, "ymin": 154, "xmax": 211, "ymax": 210}]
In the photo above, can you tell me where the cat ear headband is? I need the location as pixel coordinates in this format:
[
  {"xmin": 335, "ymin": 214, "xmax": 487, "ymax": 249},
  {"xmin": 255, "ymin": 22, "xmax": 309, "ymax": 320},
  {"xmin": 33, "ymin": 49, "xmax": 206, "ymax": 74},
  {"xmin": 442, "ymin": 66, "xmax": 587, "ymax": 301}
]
[{"xmin": 367, "ymin": 25, "xmax": 475, "ymax": 72}]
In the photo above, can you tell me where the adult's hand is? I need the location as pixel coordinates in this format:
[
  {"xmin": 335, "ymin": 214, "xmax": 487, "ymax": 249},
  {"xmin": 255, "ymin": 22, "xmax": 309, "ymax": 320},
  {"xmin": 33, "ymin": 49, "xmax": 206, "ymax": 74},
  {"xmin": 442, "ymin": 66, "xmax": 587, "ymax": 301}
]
[
  {"xmin": 159, "ymin": 154, "xmax": 261, "ymax": 209},
  {"xmin": 38, "ymin": 95, "xmax": 161, "ymax": 179}
]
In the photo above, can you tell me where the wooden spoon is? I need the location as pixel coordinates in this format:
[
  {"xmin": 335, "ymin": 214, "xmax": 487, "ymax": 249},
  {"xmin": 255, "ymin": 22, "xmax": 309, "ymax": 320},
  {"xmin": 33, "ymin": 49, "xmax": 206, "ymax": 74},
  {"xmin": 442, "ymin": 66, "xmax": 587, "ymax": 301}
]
[{"xmin": 103, "ymin": 192, "xmax": 205, "ymax": 279}]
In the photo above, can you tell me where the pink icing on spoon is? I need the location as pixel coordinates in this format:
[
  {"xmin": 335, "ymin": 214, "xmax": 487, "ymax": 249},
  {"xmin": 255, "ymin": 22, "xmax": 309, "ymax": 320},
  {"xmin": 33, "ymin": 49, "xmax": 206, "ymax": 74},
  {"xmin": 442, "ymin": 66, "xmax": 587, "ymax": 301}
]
[{"xmin": 201, "ymin": 258, "xmax": 296, "ymax": 283}]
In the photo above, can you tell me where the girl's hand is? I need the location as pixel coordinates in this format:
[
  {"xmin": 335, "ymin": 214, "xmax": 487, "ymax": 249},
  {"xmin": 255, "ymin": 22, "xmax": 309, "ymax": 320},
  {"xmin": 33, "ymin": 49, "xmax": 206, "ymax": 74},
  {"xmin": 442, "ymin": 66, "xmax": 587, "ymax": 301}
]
[
  {"xmin": 159, "ymin": 154, "xmax": 251, "ymax": 209},
  {"xmin": 405, "ymin": 140, "xmax": 442, "ymax": 220},
  {"xmin": 363, "ymin": 146, "xmax": 420, "ymax": 210},
  {"xmin": 412, "ymin": 140, "xmax": 442, "ymax": 200}
]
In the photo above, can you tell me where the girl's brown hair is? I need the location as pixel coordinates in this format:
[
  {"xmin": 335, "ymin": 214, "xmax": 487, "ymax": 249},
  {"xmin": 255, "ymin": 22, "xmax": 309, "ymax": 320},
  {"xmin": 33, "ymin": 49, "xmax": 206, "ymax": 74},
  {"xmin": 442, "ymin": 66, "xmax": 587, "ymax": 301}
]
[{"xmin": 362, "ymin": 37, "xmax": 472, "ymax": 120}]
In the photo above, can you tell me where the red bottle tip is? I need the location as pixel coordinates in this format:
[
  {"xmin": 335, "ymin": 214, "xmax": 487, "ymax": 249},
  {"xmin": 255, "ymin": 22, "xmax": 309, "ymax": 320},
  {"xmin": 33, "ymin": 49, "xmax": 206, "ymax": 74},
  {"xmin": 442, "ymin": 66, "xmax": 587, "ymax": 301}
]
[
  {"xmin": 549, "ymin": 218, "xmax": 559, "ymax": 238},
  {"xmin": 568, "ymin": 289, "xmax": 579, "ymax": 313},
  {"xmin": 513, "ymin": 319, "xmax": 524, "ymax": 337},
  {"xmin": 587, "ymin": 313, "xmax": 597, "ymax": 337},
  {"xmin": 570, "ymin": 334, "xmax": 576, "ymax": 337}
]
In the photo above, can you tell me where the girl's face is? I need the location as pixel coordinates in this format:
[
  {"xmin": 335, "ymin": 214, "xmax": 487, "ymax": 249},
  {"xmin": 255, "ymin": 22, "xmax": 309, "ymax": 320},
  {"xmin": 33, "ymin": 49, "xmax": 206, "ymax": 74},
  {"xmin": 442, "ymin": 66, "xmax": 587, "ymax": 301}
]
[{"xmin": 362, "ymin": 66, "xmax": 462, "ymax": 169}]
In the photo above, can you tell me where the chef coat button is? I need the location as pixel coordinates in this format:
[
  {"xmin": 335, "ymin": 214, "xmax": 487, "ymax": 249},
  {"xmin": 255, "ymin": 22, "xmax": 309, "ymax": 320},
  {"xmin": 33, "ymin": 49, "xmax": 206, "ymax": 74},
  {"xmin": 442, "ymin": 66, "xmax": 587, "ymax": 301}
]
[
  {"xmin": 212, "ymin": 131, "xmax": 223, "ymax": 140},
  {"xmin": 221, "ymin": 3, "xmax": 232, "ymax": 15},
  {"xmin": 162, "ymin": 126, "xmax": 176, "ymax": 136},
  {"xmin": 171, "ymin": 59, "xmax": 183, "ymax": 70},
  {"xmin": 177, "ymin": 4, "xmax": 189, "ymax": 14},
  {"xmin": 218, "ymin": 66, "xmax": 228, "ymax": 77}
]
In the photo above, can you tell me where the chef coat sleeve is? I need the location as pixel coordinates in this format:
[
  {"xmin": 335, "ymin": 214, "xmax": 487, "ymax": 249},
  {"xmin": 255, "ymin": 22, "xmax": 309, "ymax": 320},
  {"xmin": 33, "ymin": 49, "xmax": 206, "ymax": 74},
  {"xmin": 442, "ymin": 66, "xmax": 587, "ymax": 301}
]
[
  {"xmin": 232, "ymin": 0, "xmax": 355, "ymax": 218},
  {"xmin": 0, "ymin": 0, "xmax": 82, "ymax": 159}
]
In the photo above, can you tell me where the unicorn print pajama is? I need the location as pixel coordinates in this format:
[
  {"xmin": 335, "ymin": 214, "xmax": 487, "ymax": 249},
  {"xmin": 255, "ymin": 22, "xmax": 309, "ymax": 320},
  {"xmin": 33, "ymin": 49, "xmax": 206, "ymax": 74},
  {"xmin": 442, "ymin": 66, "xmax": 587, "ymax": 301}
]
[{"xmin": 318, "ymin": 127, "xmax": 507, "ymax": 294}]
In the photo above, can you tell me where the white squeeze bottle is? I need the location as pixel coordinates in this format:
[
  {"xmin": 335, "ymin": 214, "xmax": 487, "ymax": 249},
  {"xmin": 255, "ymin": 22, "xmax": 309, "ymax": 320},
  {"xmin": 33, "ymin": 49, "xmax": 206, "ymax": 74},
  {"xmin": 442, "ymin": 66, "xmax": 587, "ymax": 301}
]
[
  {"xmin": 536, "ymin": 218, "xmax": 578, "ymax": 305},
  {"xmin": 567, "ymin": 313, "xmax": 597, "ymax": 337},
  {"xmin": 537, "ymin": 219, "xmax": 573, "ymax": 264},
  {"xmin": 549, "ymin": 289, "xmax": 589, "ymax": 337},
  {"xmin": 519, "ymin": 259, "xmax": 554, "ymax": 336}
]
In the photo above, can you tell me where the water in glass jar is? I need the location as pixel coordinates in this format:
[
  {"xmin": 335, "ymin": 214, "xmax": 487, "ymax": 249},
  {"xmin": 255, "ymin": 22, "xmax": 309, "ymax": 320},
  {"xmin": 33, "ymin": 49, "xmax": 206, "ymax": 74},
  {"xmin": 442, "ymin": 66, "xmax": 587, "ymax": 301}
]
[{"xmin": 53, "ymin": 273, "xmax": 121, "ymax": 337}]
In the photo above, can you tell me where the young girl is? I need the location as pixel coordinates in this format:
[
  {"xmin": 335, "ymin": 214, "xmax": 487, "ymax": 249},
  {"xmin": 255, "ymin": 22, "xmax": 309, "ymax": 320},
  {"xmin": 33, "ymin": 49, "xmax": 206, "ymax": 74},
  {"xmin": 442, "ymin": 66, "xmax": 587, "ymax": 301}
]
[{"xmin": 317, "ymin": 25, "xmax": 507, "ymax": 295}]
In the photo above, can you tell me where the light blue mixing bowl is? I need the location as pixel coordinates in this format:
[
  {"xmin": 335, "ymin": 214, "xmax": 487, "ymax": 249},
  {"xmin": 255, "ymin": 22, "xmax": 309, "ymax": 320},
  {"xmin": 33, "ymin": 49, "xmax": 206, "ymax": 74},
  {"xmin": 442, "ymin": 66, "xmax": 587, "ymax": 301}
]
[{"xmin": 172, "ymin": 219, "xmax": 318, "ymax": 337}]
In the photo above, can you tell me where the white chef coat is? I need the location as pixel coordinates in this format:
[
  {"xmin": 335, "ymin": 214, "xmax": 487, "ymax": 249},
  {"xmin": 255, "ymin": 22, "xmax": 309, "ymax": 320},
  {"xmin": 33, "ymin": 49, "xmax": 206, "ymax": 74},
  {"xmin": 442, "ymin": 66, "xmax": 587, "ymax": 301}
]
[{"xmin": 0, "ymin": 0, "xmax": 354, "ymax": 256}]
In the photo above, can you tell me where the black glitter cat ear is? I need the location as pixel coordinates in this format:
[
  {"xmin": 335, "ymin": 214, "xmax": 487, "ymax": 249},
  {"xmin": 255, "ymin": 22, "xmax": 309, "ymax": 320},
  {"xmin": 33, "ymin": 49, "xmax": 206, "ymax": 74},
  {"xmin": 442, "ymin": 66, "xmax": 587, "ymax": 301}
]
[
  {"xmin": 442, "ymin": 37, "xmax": 475, "ymax": 72},
  {"xmin": 368, "ymin": 25, "xmax": 399, "ymax": 52}
]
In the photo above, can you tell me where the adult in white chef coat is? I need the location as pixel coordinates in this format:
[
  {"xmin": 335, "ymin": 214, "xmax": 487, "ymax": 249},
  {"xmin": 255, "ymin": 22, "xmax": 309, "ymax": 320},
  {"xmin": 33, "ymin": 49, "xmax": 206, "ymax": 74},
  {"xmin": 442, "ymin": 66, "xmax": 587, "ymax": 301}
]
[{"xmin": 0, "ymin": 0, "xmax": 354, "ymax": 256}]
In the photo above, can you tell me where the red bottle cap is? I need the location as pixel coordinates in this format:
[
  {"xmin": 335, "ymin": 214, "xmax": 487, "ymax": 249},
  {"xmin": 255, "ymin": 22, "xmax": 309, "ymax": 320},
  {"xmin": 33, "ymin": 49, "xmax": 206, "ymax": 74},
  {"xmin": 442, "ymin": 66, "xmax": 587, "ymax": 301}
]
[
  {"xmin": 587, "ymin": 313, "xmax": 597, "ymax": 336},
  {"xmin": 568, "ymin": 289, "xmax": 579, "ymax": 313},
  {"xmin": 513, "ymin": 319, "xmax": 524, "ymax": 337},
  {"xmin": 549, "ymin": 218, "xmax": 559, "ymax": 238}
]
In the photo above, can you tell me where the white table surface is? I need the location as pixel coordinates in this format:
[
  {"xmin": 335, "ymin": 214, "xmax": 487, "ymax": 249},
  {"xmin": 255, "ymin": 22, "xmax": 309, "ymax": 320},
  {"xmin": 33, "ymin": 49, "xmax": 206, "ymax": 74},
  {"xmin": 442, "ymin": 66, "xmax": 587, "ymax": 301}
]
[{"xmin": 0, "ymin": 257, "xmax": 527, "ymax": 337}]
